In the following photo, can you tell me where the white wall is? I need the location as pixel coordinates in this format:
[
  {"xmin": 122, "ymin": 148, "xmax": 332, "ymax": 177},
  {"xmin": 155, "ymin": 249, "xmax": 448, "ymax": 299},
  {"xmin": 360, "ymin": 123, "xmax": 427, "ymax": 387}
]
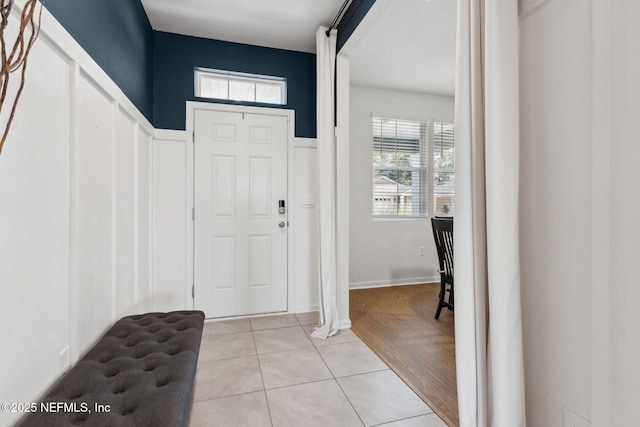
[
  {"xmin": 519, "ymin": 0, "xmax": 592, "ymax": 425},
  {"xmin": 520, "ymin": 0, "xmax": 640, "ymax": 425},
  {"xmin": 605, "ymin": 0, "xmax": 640, "ymax": 423},
  {"xmin": 0, "ymin": 5, "xmax": 153, "ymax": 426},
  {"xmin": 349, "ymin": 85, "xmax": 454, "ymax": 288}
]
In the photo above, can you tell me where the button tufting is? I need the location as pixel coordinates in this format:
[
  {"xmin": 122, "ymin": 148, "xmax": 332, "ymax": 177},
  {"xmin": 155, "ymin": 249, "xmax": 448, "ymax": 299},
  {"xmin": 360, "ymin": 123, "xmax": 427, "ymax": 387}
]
[{"xmin": 20, "ymin": 311, "xmax": 204, "ymax": 427}]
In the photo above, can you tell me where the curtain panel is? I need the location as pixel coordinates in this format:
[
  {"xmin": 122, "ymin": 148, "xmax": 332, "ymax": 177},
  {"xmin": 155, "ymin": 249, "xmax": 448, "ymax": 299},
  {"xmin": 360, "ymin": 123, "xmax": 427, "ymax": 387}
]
[
  {"xmin": 312, "ymin": 27, "xmax": 339, "ymax": 339},
  {"xmin": 454, "ymin": 0, "xmax": 526, "ymax": 425}
]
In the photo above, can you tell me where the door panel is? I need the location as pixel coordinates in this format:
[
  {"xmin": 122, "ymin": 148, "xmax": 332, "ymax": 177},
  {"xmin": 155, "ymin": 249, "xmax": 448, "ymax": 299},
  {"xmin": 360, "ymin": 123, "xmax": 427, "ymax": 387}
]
[
  {"xmin": 194, "ymin": 109, "xmax": 288, "ymax": 318},
  {"xmin": 211, "ymin": 155, "xmax": 236, "ymax": 218}
]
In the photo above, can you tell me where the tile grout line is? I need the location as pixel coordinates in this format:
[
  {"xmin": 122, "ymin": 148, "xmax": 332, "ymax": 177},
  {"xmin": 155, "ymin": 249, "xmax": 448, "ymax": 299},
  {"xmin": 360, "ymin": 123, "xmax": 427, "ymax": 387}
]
[
  {"xmin": 263, "ymin": 377, "xmax": 340, "ymax": 392},
  {"xmin": 369, "ymin": 413, "xmax": 443, "ymax": 427},
  {"xmin": 313, "ymin": 333, "xmax": 338, "ymax": 379},
  {"xmin": 331, "ymin": 367, "xmax": 391, "ymax": 381},
  {"xmin": 334, "ymin": 374, "xmax": 367, "ymax": 427},
  {"xmin": 251, "ymin": 329, "xmax": 275, "ymax": 427},
  {"xmin": 255, "ymin": 314, "xmax": 311, "ymax": 426},
  {"xmin": 197, "ymin": 315, "xmax": 438, "ymax": 426},
  {"xmin": 313, "ymin": 335, "xmax": 386, "ymax": 426}
]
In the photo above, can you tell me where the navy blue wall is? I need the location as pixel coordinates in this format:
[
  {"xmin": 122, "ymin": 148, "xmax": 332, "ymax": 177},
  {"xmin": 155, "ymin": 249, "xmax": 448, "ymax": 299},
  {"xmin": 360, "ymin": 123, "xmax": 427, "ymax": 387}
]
[
  {"xmin": 337, "ymin": 0, "xmax": 377, "ymax": 52},
  {"xmin": 44, "ymin": 0, "xmax": 154, "ymax": 122},
  {"xmin": 153, "ymin": 32, "xmax": 317, "ymax": 138},
  {"xmin": 43, "ymin": 1, "xmax": 375, "ymax": 136}
]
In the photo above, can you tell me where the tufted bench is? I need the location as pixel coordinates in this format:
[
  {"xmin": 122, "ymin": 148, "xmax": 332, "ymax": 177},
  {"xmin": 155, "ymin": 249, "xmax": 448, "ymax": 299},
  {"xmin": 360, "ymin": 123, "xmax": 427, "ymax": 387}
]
[{"xmin": 19, "ymin": 310, "xmax": 205, "ymax": 427}]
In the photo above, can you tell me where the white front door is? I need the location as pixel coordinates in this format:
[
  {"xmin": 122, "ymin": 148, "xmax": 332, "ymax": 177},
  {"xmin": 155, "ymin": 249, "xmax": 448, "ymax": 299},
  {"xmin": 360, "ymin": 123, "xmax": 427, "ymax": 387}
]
[{"xmin": 193, "ymin": 108, "xmax": 288, "ymax": 318}]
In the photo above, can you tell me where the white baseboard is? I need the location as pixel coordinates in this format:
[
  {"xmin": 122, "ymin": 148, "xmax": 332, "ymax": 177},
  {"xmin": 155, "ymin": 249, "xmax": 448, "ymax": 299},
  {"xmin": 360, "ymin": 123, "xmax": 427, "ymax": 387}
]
[
  {"xmin": 349, "ymin": 276, "xmax": 440, "ymax": 290},
  {"xmin": 294, "ymin": 304, "xmax": 351, "ymax": 330},
  {"xmin": 294, "ymin": 304, "xmax": 319, "ymax": 314},
  {"xmin": 339, "ymin": 318, "xmax": 352, "ymax": 330}
]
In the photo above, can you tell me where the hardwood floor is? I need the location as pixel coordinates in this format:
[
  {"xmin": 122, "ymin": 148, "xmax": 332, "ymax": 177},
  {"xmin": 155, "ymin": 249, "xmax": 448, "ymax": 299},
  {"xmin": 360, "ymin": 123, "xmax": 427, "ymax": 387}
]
[{"xmin": 350, "ymin": 283, "xmax": 458, "ymax": 426}]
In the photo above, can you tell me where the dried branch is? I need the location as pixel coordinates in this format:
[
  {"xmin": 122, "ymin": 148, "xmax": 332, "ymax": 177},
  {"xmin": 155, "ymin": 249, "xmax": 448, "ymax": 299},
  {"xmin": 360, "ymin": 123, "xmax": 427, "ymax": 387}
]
[{"xmin": 0, "ymin": 0, "xmax": 41, "ymax": 155}]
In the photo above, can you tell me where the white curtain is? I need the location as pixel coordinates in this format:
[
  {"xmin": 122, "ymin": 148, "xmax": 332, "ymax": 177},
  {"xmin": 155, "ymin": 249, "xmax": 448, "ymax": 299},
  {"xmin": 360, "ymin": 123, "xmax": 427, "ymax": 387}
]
[
  {"xmin": 454, "ymin": 0, "xmax": 526, "ymax": 426},
  {"xmin": 312, "ymin": 27, "xmax": 339, "ymax": 339}
]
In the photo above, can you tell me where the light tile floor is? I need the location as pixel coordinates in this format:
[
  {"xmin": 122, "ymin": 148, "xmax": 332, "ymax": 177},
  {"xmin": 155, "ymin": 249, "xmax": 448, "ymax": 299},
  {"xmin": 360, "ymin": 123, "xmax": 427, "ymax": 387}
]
[{"xmin": 189, "ymin": 313, "xmax": 448, "ymax": 427}]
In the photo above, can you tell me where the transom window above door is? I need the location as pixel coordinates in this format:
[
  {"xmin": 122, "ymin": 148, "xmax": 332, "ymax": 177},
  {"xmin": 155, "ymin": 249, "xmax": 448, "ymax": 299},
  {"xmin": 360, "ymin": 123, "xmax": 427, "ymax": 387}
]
[{"xmin": 194, "ymin": 68, "xmax": 287, "ymax": 105}]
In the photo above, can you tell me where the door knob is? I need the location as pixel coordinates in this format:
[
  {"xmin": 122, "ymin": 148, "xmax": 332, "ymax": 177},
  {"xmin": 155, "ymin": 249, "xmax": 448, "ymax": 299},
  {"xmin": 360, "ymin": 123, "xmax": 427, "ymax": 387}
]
[{"xmin": 278, "ymin": 221, "xmax": 285, "ymax": 228}]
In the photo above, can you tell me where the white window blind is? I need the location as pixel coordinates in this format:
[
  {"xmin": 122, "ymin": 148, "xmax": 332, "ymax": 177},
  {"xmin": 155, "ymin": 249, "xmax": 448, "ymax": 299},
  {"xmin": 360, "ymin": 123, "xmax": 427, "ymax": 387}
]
[
  {"xmin": 194, "ymin": 68, "xmax": 287, "ymax": 105},
  {"xmin": 372, "ymin": 117, "xmax": 428, "ymax": 217},
  {"xmin": 372, "ymin": 117, "xmax": 455, "ymax": 218}
]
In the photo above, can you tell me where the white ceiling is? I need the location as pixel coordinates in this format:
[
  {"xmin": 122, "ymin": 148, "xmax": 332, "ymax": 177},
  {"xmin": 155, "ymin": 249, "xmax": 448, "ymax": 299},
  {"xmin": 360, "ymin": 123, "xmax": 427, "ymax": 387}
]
[
  {"xmin": 140, "ymin": 0, "xmax": 344, "ymax": 53},
  {"xmin": 341, "ymin": 0, "xmax": 456, "ymax": 96},
  {"xmin": 140, "ymin": 0, "xmax": 456, "ymax": 96}
]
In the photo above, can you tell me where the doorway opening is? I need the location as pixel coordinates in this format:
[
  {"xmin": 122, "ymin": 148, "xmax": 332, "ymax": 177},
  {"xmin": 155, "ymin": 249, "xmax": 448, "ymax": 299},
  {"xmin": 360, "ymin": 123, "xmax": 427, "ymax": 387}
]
[{"xmin": 338, "ymin": 0, "xmax": 458, "ymax": 424}]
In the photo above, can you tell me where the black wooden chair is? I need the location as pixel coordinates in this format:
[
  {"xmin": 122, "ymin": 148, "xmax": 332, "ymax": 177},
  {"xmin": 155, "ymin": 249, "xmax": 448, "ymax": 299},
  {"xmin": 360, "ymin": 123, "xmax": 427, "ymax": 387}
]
[{"xmin": 431, "ymin": 217, "xmax": 454, "ymax": 319}]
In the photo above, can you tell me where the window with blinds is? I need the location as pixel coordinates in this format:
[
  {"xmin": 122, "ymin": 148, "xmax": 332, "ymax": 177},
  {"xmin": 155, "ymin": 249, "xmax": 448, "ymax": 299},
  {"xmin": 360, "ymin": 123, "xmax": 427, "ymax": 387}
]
[
  {"xmin": 194, "ymin": 68, "xmax": 287, "ymax": 105},
  {"xmin": 372, "ymin": 117, "xmax": 428, "ymax": 217},
  {"xmin": 372, "ymin": 117, "xmax": 455, "ymax": 218}
]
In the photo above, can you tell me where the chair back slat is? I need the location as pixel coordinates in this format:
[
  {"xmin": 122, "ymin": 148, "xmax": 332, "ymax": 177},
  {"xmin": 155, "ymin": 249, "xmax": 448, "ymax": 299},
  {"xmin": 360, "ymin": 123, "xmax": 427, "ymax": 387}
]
[
  {"xmin": 431, "ymin": 218, "xmax": 454, "ymax": 281},
  {"xmin": 431, "ymin": 217, "xmax": 454, "ymax": 319}
]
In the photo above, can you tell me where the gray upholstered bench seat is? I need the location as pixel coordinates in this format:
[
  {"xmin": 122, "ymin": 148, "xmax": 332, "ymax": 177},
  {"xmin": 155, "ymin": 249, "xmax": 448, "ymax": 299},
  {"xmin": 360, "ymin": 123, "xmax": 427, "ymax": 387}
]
[{"xmin": 20, "ymin": 310, "xmax": 205, "ymax": 427}]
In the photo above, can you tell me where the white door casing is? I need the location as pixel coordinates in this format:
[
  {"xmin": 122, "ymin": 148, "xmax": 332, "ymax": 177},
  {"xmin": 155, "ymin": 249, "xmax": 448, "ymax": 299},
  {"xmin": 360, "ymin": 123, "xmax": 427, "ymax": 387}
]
[{"xmin": 193, "ymin": 108, "xmax": 288, "ymax": 318}]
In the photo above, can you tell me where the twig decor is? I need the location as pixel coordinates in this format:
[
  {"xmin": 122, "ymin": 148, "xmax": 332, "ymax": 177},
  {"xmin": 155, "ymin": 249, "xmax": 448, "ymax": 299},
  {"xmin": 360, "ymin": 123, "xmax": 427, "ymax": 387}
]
[{"xmin": 0, "ymin": 0, "xmax": 42, "ymax": 155}]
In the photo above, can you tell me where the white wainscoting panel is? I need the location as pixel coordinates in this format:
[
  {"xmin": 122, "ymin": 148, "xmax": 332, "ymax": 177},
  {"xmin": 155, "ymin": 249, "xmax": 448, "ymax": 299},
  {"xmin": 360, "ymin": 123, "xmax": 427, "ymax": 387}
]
[
  {"xmin": 137, "ymin": 127, "xmax": 153, "ymax": 310},
  {"xmin": 116, "ymin": 108, "xmax": 137, "ymax": 318},
  {"xmin": 152, "ymin": 130, "xmax": 188, "ymax": 312},
  {"xmin": 292, "ymin": 138, "xmax": 319, "ymax": 313},
  {"xmin": 75, "ymin": 71, "xmax": 116, "ymax": 352},
  {"xmin": 0, "ymin": 31, "xmax": 71, "ymax": 427},
  {"xmin": 0, "ymin": 3, "xmax": 154, "ymax": 425}
]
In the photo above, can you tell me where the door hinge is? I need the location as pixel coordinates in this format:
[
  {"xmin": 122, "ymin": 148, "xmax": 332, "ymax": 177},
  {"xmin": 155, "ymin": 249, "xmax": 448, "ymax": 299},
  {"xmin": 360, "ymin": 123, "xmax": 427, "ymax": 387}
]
[
  {"xmin": 192, "ymin": 130, "xmax": 195, "ymax": 143},
  {"xmin": 192, "ymin": 207, "xmax": 195, "ymax": 221},
  {"xmin": 192, "ymin": 285, "xmax": 195, "ymax": 298}
]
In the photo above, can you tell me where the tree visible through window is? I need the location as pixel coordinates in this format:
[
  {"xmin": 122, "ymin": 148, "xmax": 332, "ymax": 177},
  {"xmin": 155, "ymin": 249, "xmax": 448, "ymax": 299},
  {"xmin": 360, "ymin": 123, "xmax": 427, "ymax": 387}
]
[{"xmin": 372, "ymin": 117, "xmax": 455, "ymax": 217}]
